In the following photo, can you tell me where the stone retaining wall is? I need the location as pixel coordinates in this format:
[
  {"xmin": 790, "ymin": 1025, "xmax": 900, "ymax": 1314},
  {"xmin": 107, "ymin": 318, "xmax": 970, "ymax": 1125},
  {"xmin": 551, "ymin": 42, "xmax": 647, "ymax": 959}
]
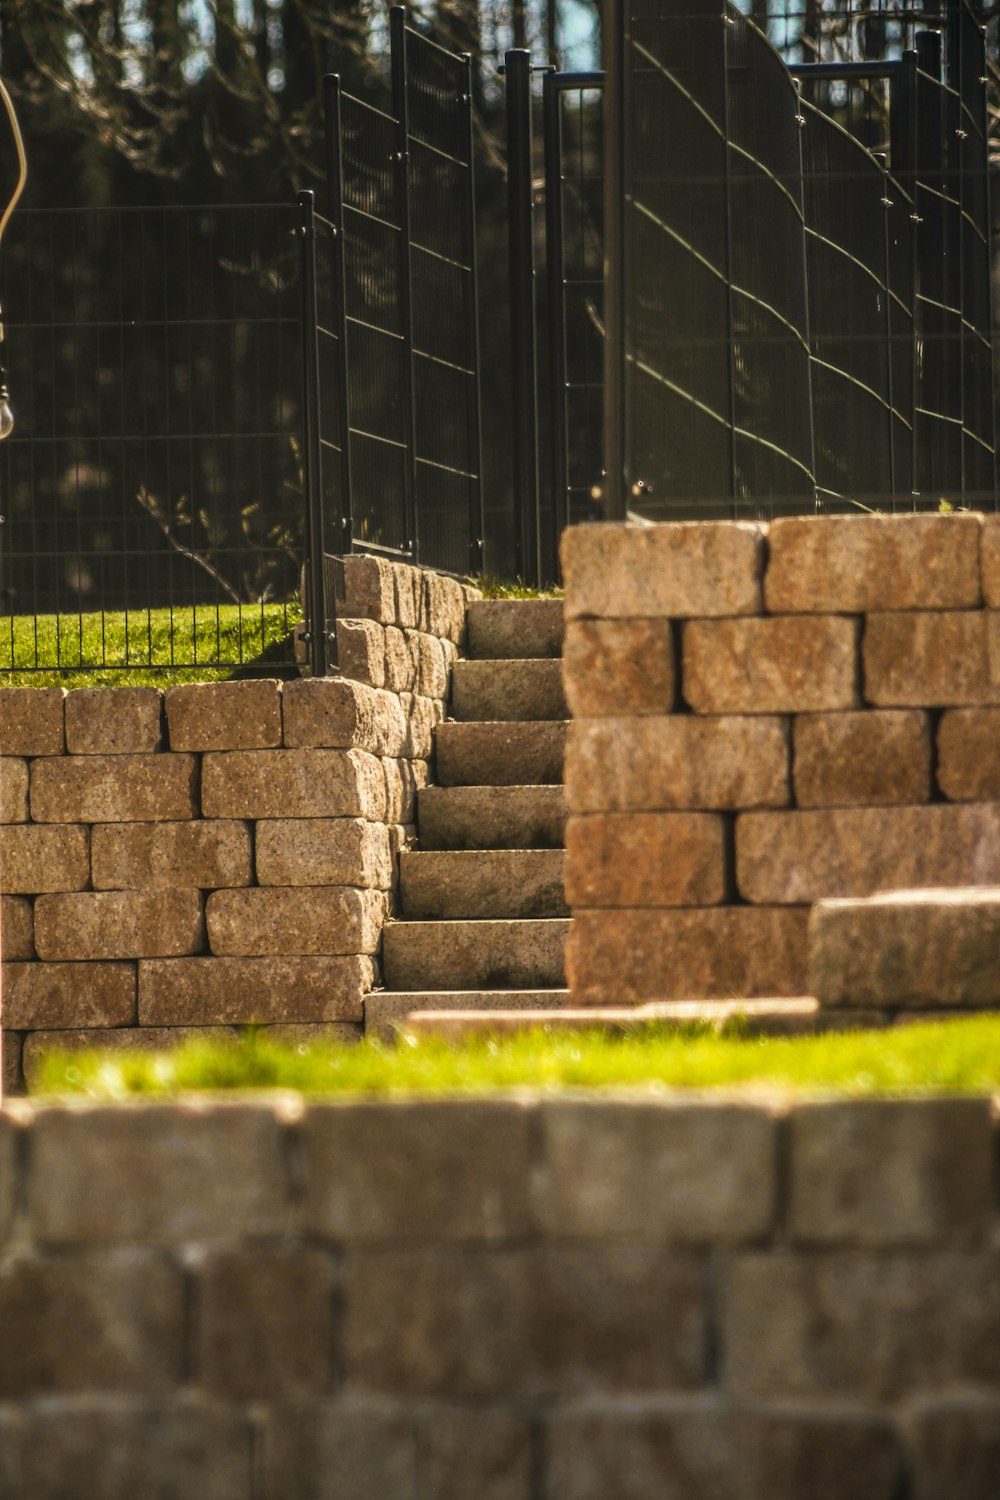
[
  {"xmin": 0, "ymin": 1091, "xmax": 997, "ymax": 1498},
  {"xmin": 562, "ymin": 513, "xmax": 1000, "ymax": 1007},
  {"xmin": 0, "ymin": 559, "xmax": 475, "ymax": 1092}
]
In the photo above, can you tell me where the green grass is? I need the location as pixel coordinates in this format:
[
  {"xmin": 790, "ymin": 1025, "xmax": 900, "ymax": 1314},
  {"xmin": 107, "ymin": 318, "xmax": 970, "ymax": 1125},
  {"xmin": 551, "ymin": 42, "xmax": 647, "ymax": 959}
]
[
  {"xmin": 31, "ymin": 1013, "xmax": 1000, "ymax": 1100},
  {"xmin": 469, "ymin": 575, "xmax": 564, "ymax": 600},
  {"xmin": 0, "ymin": 603, "xmax": 298, "ymax": 687}
]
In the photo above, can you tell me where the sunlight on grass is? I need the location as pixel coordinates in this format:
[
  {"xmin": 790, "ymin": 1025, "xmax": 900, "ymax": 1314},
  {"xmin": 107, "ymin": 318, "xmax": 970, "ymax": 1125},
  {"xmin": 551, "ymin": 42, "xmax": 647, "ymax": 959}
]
[{"xmin": 33, "ymin": 1013, "xmax": 1000, "ymax": 1099}]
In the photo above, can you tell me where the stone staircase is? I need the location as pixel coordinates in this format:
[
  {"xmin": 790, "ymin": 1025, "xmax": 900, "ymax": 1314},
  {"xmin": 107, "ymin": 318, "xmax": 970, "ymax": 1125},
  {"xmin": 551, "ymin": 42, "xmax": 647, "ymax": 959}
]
[{"xmin": 364, "ymin": 598, "xmax": 572, "ymax": 1040}]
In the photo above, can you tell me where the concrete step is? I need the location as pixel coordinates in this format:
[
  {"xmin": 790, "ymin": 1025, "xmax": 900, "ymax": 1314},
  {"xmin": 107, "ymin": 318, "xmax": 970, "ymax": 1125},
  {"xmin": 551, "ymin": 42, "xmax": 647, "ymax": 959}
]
[
  {"xmin": 382, "ymin": 918, "xmax": 570, "ymax": 990},
  {"xmin": 364, "ymin": 988, "xmax": 571, "ymax": 1043},
  {"xmin": 400, "ymin": 998, "xmax": 824, "ymax": 1041},
  {"xmin": 400, "ymin": 849, "xmax": 567, "ymax": 919},
  {"xmin": 451, "ymin": 658, "xmax": 567, "ymax": 722},
  {"xmin": 468, "ymin": 598, "xmax": 564, "ymax": 660},
  {"xmin": 435, "ymin": 721, "xmax": 566, "ymax": 786},
  {"xmin": 417, "ymin": 785, "xmax": 567, "ymax": 850}
]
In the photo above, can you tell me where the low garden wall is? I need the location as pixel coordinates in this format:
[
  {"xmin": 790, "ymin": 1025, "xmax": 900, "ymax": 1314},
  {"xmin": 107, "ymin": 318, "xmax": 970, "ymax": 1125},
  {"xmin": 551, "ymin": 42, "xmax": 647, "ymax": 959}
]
[
  {"xmin": 0, "ymin": 1091, "xmax": 997, "ymax": 1498},
  {"xmin": 0, "ymin": 559, "xmax": 475, "ymax": 1092}
]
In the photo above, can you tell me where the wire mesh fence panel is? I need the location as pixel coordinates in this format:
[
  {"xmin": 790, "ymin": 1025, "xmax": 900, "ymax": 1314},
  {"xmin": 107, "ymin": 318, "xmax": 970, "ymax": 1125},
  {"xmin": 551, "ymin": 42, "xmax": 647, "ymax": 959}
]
[{"xmin": 0, "ymin": 205, "xmax": 304, "ymax": 674}]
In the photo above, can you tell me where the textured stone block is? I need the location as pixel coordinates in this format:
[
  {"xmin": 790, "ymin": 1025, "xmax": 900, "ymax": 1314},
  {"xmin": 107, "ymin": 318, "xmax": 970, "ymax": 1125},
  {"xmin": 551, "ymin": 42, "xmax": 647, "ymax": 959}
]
[
  {"xmin": 195, "ymin": 1249, "xmax": 336, "ymax": 1398},
  {"xmin": 733, "ymin": 1408, "xmax": 903, "ymax": 1500},
  {"xmin": 92, "ymin": 819, "xmax": 252, "ymax": 890},
  {"xmin": 562, "ymin": 521, "xmax": 764, "ymax": 620},
  {"xmin": 0, "ymin": 756, "xmax": 28, "ymax": 822},
  {"xmin": 29, "ymin": 1101, "xmax": 294, "ymax": 1243},
  {"xmin": 65, "ymin": 687, "xmax": 163, "ymax": 754},
  {"xmin": 201, "ymin": 747, "xmax": 386, "ymax": 821},
  {"xmin": 0, "ymin": 687, "xmax": 65, "ymax": 756},
  {"xmin": 810, "ymin": 886, "xmax": 1000, "ymax": 1008},
  {"xmin": 979, "ymin": 512, "xmax": 1000, "ymax": 606},
  {"xmin": 1, "ymin": 962, "xmax": 136, "ymax": 1028},
  {"xmin": 422, "ymin": 568, "xmax": 469, "ymax": 642},
  {"xmin": 255, "ymin": 817, "xmax": 393, "ymax": 888},
  {"xmin": 283, "ymin": 677, "xmax": 409, "ymax": 756},
  {"xmin": 0, "ymin": 1114, "xmax": 18, "ymax": 1243},
  {"xmin": 139, "ymin": 954, "xmax": 372, "ymax": 1024},
  {"xmin": 382, "ymin": 756, "xmax": 430, "ymax": 824},
  {"xmin": 565, "ymin": 812, "xmax": 727, "ymax": 907},
  {"xmin": 399, "ymin": 693, "xmax": 443, "ymax": 758},
  {"xmin": 206, "ymin": 887, "xmax": 387, "ymax": 956},
  {"xmin": 0, "ymin": 1250, "xmax": 184, "ymax": 1396},
  {"xmin": 302, "ymin": 1099, "xmax": 533, "ymax": 1243},
  {"xmin": 906, "ymin": 1397, "xmax": 1000, "ymax": 1500},
  {"xmin": 35, "ymin": 889, "xmax": 204, "ymax": 960},
  {"xmin": 937, "ymin": 708, "xmax": 1000, "ymax": 800},
  {"xmin": 2, "ymin": 1029, "xmax": 22, "ymax": 1096},
  {"xmin": 563, "ymin": 618, "xmax": 675, "ymax": 717},
  {"xmin": 1, "ymin": 895, "xmax": 33, "ymax": 958},
  {"xmin": 405, "ymin": 629, "xmax": 449, "ymax": 698},
  {"xmin": 793, "ymin": 710, "xmax": 931, "ymax": 807},
  {"xmin": 165, "ymin": 678, "xmax": 282, "ymax": 750},
  {"xmin": 336, "ymin": 616, "xmax": 387, "ymax": 687},
  {"xmin": 683, "ymin": 616, "xmax": 860, "ymax": 714},
  {"xmin": 546, "ymin": 1403, "xmax": 732, "ymax": 1500},
  {"xmin": 568, "ymin": 906, "xmax": 809, "ymax": 1003},
  {"xmin": 737, "ymin": 804, "xmax": 1000, "ymax": 905},
  {"xmin": 423, "ymin": 1407, "xmax": 532, "ymax": 1500},
  {"xmin": 259, "ymin": 1400, "xmax": 418, "ymax": 1500},
  {"xmin": 565, "ymin": 717, "xmax": 789, "ymax": 814},
  {"xmin": 863, "ymin": 610, "xmax": 994, "ymax": 706},
  {"xmin": 20, "ymin": 1027, "xmax": 243, "ymax": 1089},
  {"xmin": 537, "ymin": 1098, "xmax": 775, "ymax": 1241},
  {"xmin": 766, "ymin": 513, "xmax": 982, "ymax": 613},
  {"xmin": 0, "ymin": 823, "xmax": 90, "ymax": 893},
  {"xmin": 788, "ymin": 1098, "xmax": 993, "ymax": 1244},
  {"xmin": 723, "ymin": 1250, "xmax": 1000, "ymax": 1399},
  {"xmin": 342, "ymin": 554, "xmax": 398, "ymax": 623},
  {"xmin": 30, "ymin": 754, "xmax": 198, "ymax": 823},
  {"xmin": 384, "ymin": 624, "xmax": 417, "ymax": 692}
]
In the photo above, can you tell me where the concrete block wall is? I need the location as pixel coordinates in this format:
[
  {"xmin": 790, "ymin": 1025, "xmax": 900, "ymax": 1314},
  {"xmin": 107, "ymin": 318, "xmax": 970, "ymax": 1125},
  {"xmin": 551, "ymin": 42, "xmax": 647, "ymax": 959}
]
[
  {"xmin": 0, "ymin": 1091, "xmax": 998, "ymax": 1498},
  {"xmin": 0, "ymin": 558, "xmax": 475, "ymax": 1092},
  {"xmin": 562, "ymin": 513, "xmax": 1000, "ymax": 1007}
]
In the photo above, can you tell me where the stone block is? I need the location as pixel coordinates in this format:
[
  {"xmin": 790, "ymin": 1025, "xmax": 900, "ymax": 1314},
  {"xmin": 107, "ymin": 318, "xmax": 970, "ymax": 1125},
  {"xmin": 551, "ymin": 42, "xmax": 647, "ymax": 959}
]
[
  {"xmin": 565, "ymin": 812, "xmax": 727, "ymax": 907},
  {"xmin": 722, "ymin": 1250, "xmax": 1000, "ymax": 1399},
  {"xmin": 302, "ymin": 1098, "xmax": 533, "ymax": 1243},
  {"xmin": 0, "ymin": 1249, "xmax": 184, "ymax": 1396},
  {"xmin": 0, "ymin": 824, "xmax": 90, "ymax": 894},
  {"xmin": 905, "ymin": 1397, "xmax": 1000, "ymax": 1500},
  {"xmin": 20, "ymin": 1027, "xmax": 243, "ymax": 1089},
  {"xmin": 0, "ymin": 1401, "xmax": 253, "ymax": 1500},
  {"xmin": 255, "ymin": 818, "xmax": 394, "ymax": 888},
  {"xmin": 206, "ymin": 887, "xmax": 387, "ymax": 956},
  {"xmin": 423, "ymin": 1407, "xmax": 532, "ymax": 1500},
  {"xmin": 537, "ymin": 1098, "xmax": 776, "ymax": 1241},
  {"xmin": 733, "ymin": 1408, "xmax": 903, "ymax": 1500},
  {"xmin": 194, "ymin": 1248, "xmax": 336, "ymax": 1398},
  {"xmin": 683, "ymin": 616, "xmax": 860, "ymax": 714},
  {"xmin": 91, "ymin": 819, "xmax": 252, "ymax": 890},
  {"xmin": 793, "ymin": 710, "xmax": 932, "ymax": 807},
  {"xmin": 405, "ymin": 629, "xmax": 449, "ymax": 698},
  {"xmin": 423, "ymin": 568, "xmax": 469, "ymax": 642},
  {"xmin": 1, "ymin": 962, "xmax": 136, "ymax": 1028},
  {"xmin": 561, "ymin": 521, "xmax": 765, "ymax": 620},
  {"xmin": 545, "ymin": 1402, "xmax": 732, "ymax": 1500},
  {"xmin": 469, "ymin": 598, "xmax": 564, "ymax": 659},
  {"xmin": 384, "ymin": 624, "xmax": 417, "ymax": 692},
  {"xmin": 1, "ymin": 895, "xmax": 33, "ymax": 958},
  {"xmin": 342, "ymin": 554, "xmax": 397, "ymax": 623},
  {"xmin": 937, "ymin": 708, "xmax": 1000, "ymax": 800},
  {"xmin": 30, "ymin": 754, "xmax": 198, "ymax": 823},
  {"xmin": 257, "ymin": 1021, "xmax": 362, "ymax": 1047},
  {"xmin": 0, "ymin": 756, "xmax": 28, "ymax": 822},
  {"xmin": 979, "ymin": 512, "xmax": 1000, "ymax": 605},
  {"xmin": 201, "ymin": 748, "xmax": 386, "ymax": 821},
  {"xmin": 0, "ymin": 1113, "xmax": 18, "ymax": 1243},
  {"xmin": 563, "ymin": 618, "xmax": 676, "ymax": 717},
  {"xmin": 565, "ymin": 717, "xmax": 789, "ymax": 814},
  {"xmin": 792, "ymin": 1098, "xmax": 995, "ymax": 1242},
  {"xmin": 65, "ymin": 687, "xmax": 163, "ymax": 754},
  {"xmin": 399, "ymin": 692, "xmax": 444, "ymax": 759},
  {"xmin": 2, "ymin": 1030, "xmax": 22, "ymax": 1096},
  {"xmin": 258, "ymin": 1399, "xmax": 418, "ymax": 1500},
  {"xmin": 568, "ymin": 906, "xmax": 809, "ymax": 1003},
  {"xmin": 138, "ymin": 954, "xmax": 372, "ymax": 1024},
  {"xmin": 165, "ymin": 679, "xmax": 282, "ymax": 750},
  {"xmin": 283, "ymin": 677, "xmax": 409, "ymax": 756},
  {"xmin": 863, "ymin": 610, "xmax": 993, "ymax": 706},
  {"xmin": 28, "ymin": 1101, "xmax": 295, "ymax": 1243},
  {"xmin": 736, "ymin": 804, "xmax": 1000, "ymax": 905},
  {"xmin": 393, "ymin": 563, "xmax": 421, "ymax": 628},
  {"xmin": 766, "ymin": 512, "xmax": 982, "ymax": 613},
  {"xmin": 336, "ymin": 617, "xmax": 386, "ymax": 687},
  {"xmin": 35, "ymin": 889, "xmax": 204, "ymax": 960},
  {"xmin": 809, "ymin": 886, "xmax": 1000, "ymax": 1008},
  {"xmin": 0, "ymin": 687, "xmax": 65, "ymax": 756},
  {"xmin": 382, "ymin": 757, "xmax": 430, "ymax": 824}
]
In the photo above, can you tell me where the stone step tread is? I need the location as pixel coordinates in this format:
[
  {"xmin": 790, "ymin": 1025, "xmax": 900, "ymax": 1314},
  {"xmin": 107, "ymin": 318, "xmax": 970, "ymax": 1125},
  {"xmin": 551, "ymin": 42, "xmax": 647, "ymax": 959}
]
[
  {"xmin": 451, "ymin": 658, "xmax": 567, "ymax": 722},
  {"xmin": 400, "ymin": 997, "xmax": 823, "ymax": 1041},
  {"xmin": 382, "ymin": 917, "xmax": 569, "ymax": 990},
  {"xmin": 435, "ymin": 721, "xmax": 566, "ymax": 787},
  {"xmin": 467, "ymin": 598, "xmax": 564, "ymax": 660},
  {"xmin": 417, "ymin": 785, "xmax": 567, "ymax": 851},
  {"xmin": 364, "ymin": 988, "xmax": 571, "ymax": 1042},
  {"xmin": 399, "ymin": 848, "xmax": 567, "ymax": 919}
]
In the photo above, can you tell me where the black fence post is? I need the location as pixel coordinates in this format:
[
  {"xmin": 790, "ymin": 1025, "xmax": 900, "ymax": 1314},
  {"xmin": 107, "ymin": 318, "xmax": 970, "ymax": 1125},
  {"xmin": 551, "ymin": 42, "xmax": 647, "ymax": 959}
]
[
  {"xmin": 390, "ymin": 6, "xmax": 419, "ymax": 561},
  {"xmin": 600, "ymin": 0, "xmax": 626, "ymax": 520},
  {"xmin": 323, "ymin": 73, "xmax": 354, "ymax": 558},
  {"xmin": 462, "ymin": 49, "xmax": 486, "ymax": 579},
  {"xmin": 506, "ymin": 48, "xmax": 541, "ymax": 583},
  {"xmin": 298, "ymin": 189, "xmax": 330, "ymax": 679},
  {"xmin": 542, "ymin": 71, "xmax": 567, "ymax": 573},
  {"xmin": 891, "ymin": 49, "xmax": 920, "ymax": 495}
]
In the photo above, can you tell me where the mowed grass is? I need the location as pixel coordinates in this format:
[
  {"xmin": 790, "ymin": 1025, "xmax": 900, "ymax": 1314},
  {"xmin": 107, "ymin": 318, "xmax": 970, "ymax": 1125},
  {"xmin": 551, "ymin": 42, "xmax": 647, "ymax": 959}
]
[
  {"xmin": 0, "ymin": 603, "xmax": 297, "ymax": 687},
  {"xmin": 32, "ymin": 1013, "xmax": 1000, "ymax": 1099}
]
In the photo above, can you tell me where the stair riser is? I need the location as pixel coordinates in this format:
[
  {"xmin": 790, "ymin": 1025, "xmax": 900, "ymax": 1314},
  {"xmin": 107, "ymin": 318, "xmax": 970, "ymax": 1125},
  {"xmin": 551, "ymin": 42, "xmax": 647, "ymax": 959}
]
[
  {"xmin": 467, "ymin": 599, "xmax": 564, "ymax": 660},
  {"xmin": 417, "ymin": 787, "xmax": 567, "ymax": 851},
  {"xmin": 400, "ymin": 850, "xmax": 567, "ymax": 920},
  {"xmin": 451, "ymin": 659, "xmax": 567, "ymax": 722},
  {"xmin": 435, "ymin": 722, "xmax": 566, "ymax": 787},
  {"xmin": 383, "ymin": 921, "xmax": 569, "ymax": 990}
]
